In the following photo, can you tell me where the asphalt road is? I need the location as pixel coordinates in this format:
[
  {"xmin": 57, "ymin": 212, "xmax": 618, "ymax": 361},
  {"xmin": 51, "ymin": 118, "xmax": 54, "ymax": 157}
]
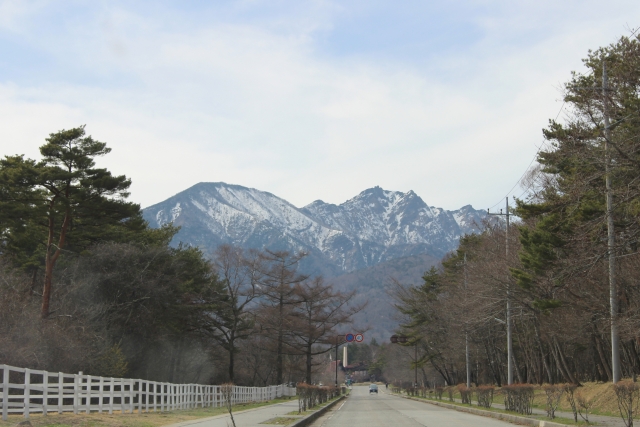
[{"xmin": 311, "ymin": 386, "xmax": 514, "ymax": 427}]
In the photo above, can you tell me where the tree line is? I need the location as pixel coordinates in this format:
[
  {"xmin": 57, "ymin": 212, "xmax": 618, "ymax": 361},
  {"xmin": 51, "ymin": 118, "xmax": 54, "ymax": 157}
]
[
  {"xmin": 393, "ymin": 33, "xmax": 640, "ymax": 387},
  {"xmin": 0, "ymin": 126, "xmax": 361, "ymax": 386}
]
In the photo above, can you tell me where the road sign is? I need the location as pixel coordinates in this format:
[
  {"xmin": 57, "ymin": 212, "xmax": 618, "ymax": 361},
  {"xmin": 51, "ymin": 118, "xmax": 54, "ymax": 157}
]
[
  {"xmin": 355, "ymin": 333, "xmax": 364, "ymax": 342},
  {"xmin": 345, "ymin": 333, "xmax": 355, "ymax": 342}
]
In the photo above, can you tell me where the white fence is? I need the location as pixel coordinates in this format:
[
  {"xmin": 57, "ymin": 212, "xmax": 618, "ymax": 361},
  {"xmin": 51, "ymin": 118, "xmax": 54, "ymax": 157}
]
[{"xmin": 1, "ymin": 364, "xmax": 296, "ymax": 421}]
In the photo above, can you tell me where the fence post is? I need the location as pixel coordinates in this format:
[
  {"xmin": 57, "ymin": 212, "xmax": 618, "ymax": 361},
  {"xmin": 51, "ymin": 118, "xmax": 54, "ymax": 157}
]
[
  {"xmin": 23, "ymin": 368, "xmax": 31, "ymax": 419},
  {"xmin": 2, "ymin": 365, "xmax": 8, "ymax": 421},
  {"xmin": 57, "ymin": 372, "xmax": 63, "ymax": 414},
  {"xmin": 108, "ymin": 378, "xmax": 114, "ymax": 415},
  {"xmin": 171, "ymin": 384, "xmax": 174, "ymax": 411},
  {"xmin": 98, "ymin": 377, "xmax": 104, "ymax": 414},
  {"xmin": 43, "ymin": 371, "xmax": 48, "ymax": 416},
  {"xmin": 73, "ymin": 372, "xmax": 80, "ymax": 414},
  {"xmin": 86, "ymin": 375, "xmax": 91, "ymax": 414},
  {"xmin": 130, "ymin": 379, "xmax": 134, "ymax": 414}
]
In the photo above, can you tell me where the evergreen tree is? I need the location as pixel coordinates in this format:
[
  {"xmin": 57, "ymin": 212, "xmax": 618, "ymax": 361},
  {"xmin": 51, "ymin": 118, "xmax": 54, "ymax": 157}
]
[{"xmin": 0, "ymin": 126, "xmax": 145, "ymax": 317}]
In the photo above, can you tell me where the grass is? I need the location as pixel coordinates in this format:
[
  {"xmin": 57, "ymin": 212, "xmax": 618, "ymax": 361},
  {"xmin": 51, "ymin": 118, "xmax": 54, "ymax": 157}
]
[
  {"xmin": 285, "ymin": 410, "xmax": 312, "ymax": 416},
  {"xmin": 420, "ymin": 381, "xmax": 625, "ymax": 419},
  {"xmin": 0, "ymin": 397, "xmax": 294, "ymax": 427},
  {"xmin": 409, "ymin": 396, "xmax": 592, "ymax": 426},
  {"xmin": 260, "ymin": 417, "xmax": 298, "ymax": 425}
]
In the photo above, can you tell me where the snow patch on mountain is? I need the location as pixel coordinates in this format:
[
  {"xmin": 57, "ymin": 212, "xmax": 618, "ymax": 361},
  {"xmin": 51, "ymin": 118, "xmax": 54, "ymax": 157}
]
[{"xmin": 143, "ymin": 182, "xmax": 486, "ymax": 274}]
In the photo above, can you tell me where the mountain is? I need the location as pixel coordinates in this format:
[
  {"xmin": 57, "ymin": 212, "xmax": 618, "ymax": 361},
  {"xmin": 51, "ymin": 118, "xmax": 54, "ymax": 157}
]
[
  {"xmin": 142, "ymin": 182, "xmax": 485, "ymax": 276},
  {"xmin": 330, "ymin": 253, "xmax": 441, "ymax": 342}
]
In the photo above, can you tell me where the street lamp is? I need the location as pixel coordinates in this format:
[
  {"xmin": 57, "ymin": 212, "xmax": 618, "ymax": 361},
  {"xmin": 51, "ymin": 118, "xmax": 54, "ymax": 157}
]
[{"xmin": 390, "ymin": 335, "xmax": 418, "ymax": 387}]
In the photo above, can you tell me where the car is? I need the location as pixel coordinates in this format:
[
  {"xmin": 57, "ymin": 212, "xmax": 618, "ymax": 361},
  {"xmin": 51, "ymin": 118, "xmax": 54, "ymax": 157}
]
[{"xmin": 369, "ymin": 384, "xmax": 378, "ymax": 394}]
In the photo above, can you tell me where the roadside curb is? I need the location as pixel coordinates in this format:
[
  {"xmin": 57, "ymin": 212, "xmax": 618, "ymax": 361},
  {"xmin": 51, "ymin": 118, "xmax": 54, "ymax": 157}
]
[
  {"xmin": 290, "ymin": 394, "xmax": 347, "ymax": 427},
  {"xmin": 162, "ymin": 399, "xmax": 295, "ymax": 427},
  {"xmin": 400, "ymin": 395, "xmax": 569, "ymax": 427}
]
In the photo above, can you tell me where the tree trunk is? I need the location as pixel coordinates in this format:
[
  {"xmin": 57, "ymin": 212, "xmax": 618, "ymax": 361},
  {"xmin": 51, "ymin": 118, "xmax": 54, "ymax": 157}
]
[
  {"xmin": 229, "ymin": 352, "xmax": 235, "ymax": 382},
  {"xmin": 554, "ymin": 337, "xmax": 579, "ymax": 385},
  {"xmin": 276, "ymin": 295, "xmax": 284, "ymax": 384},
  {"xmin": 41, "ymin": 260, "xmax": 54, "ymax": 318},
  {"xmin": 594, "ymin": 333, "xmax": 613, "ymax": 381},
  {"xmin": 533, "ymin": 321, "xmax": 553, "ymax": 384},
  {"xmin": 229, "ymin": 336, "xmax": 235, "ymax": 382},
  {"xmin": 29, "ymin": 268, "xmax": 38, "ymax": 296},
  {"xmin": 41, "ymin": 208, "xmax": 70, "ymax": 318},
  {"xmin": 513, "ymin": 352, "xmax": 524, "ymax": 383},
  {"xmin": 306, "ymin": 344, "xmax": 312, "ymax": 384}
]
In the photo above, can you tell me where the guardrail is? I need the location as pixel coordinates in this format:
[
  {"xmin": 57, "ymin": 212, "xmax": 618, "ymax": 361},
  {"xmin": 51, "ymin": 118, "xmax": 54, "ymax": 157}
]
[{"xmin": 1, "ymin": 364, "xmax": 296, "ymax": 421}]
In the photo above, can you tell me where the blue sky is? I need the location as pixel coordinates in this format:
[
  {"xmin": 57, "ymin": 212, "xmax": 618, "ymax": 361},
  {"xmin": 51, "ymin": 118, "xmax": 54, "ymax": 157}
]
[{"xmin": 1, "ymin": 0, "xmax": 638, "ymax": 210}]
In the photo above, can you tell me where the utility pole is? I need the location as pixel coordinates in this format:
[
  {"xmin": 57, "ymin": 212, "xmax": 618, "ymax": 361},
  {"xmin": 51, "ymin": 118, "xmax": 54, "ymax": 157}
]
[
  {"xmin": 603, "ymin": 61, "xmax": 621, "ymax": 383},
  {"xmin": 464, "ymin": 253, "xmax": 471, "ymax": 388},
  {"xmin": 488, "ymin": 197, "xmax": 513, "ymax": 385}
]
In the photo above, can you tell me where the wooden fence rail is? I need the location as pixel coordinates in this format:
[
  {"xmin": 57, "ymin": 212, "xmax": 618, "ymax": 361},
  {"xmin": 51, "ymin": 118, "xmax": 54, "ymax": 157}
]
[{"xmin": 1, "ymin": 364, "xmax": 296, "ymax": 421}]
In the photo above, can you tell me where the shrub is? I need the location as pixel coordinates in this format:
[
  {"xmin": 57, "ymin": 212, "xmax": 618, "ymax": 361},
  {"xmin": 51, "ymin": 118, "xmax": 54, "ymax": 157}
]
[
  {"xmin": 296, "ymin": 383, "xmax": 340, "ymax": 413},
  {"xmin": 446, "ymin": 386, "xmax": 455, "ymax": 402},
  {"xmin": 502, "ymin": 384, "xmax": 534, "ymax": 415},
  {"xmin": 543, "ymin": 384, "xmax": 564, "ymax": 419},
  {"xmin": 562, "ymin": 383, "xmax": 578, "ymax": 422},
  {"xmin": 575, "ymin": 389, "xmax": 594, "ymax": 424},
  {"xmin": 614, "ymin": 381, "xmax": 640, "ymax": 427},
  {"xmin": 457, "ymin": 384, "xmax": 472, "ymax": 404},
  {"xmin": 434, "ymin": 386, "xmax": 444, "ymax": 400},
  {"xmin": 476, "ymin": 385, "xmax": 494, "ymax": 408}
]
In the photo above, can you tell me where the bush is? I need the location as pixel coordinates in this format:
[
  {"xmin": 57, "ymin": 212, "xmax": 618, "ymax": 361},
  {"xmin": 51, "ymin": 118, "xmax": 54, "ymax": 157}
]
[
  {"xmin": 296, "ymin": 383, "xmax": 340, "ymax": 413},
  {"xmin": 434, "ymin": 386, "xmax": 444, "ymax": 400},
  {"xmin": 457, "ymin": 384, "xmax": 472, "ymax": 404},
  {"xmin": 446, "ymin": 386, "xmax": 455, "ymax": 402},
  {"xmin": 502, "ymin": 384, "xmax": 534, "ymax": 415},
  {"xmin": 575, "ymin": 389, "xmax": 594, "ymax": 424},
  {"xmin": 563, "ymin": 383, "xmax": 579, "ymax": 422},
  {"xmin": 614, "ymin": 381, "xmax": 640, "ymax": 427},
  {"xmin": 543, "ymin": 384, "xmax": 564, "ymax": 419},
  {"xmin": 476, "ymin": 385, "xmax": 494, "ymax": 408}
]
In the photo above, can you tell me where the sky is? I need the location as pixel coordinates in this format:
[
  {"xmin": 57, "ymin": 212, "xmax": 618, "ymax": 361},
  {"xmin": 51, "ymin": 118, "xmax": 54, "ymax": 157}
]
[{"xmin": 0, "ymin": 1, "xmax": 638, "ymax": 211}]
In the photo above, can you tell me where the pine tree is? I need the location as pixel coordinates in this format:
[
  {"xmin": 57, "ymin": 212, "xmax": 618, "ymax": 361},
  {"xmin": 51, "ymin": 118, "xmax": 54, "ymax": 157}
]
[{"xmin": 0, "ymin": 126, "xmax": 144, "ymax": 317}]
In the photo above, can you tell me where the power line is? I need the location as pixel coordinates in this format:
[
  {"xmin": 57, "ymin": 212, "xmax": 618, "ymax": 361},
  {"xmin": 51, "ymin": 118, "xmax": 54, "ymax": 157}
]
[{"xmin": 487, "ymin": 102, "xmax": 565, "ymax": 210}]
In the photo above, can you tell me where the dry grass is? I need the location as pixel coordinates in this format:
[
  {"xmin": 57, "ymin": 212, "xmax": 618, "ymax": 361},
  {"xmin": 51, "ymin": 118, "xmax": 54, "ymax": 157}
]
[
  {"xmin": 259, "ymin": 417, "xmax": 297, "ymax": 425},
  {"xmin": 543, "ymin": 381, "xmax": 620, "ymax": 417},
  {"xmin": 0, "ymin": 398, "xmax": 293, "ymax": 427},
  {"xmin": 419, "ymin": 398, "xmax": 590, "ymax": 426},
  {"xmin": 436, "ymin": 381, "xmax": 623, "ymax": 418}
]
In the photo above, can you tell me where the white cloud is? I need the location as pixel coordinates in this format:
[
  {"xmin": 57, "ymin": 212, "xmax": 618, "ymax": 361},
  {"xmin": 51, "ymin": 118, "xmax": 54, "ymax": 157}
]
[{"xmin": 0, "ymin": 1, "xmax": 639, "ymax": 211}]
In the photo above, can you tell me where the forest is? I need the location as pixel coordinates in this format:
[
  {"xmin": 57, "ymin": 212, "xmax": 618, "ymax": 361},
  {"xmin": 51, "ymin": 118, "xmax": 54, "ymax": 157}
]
[
  {"xmin": 0, "ymin": 127, "xmax": 362, "ymax": 386},
  {"xmin": 392, "ymin": 33, "xmax": 640, "ymax": 387}
]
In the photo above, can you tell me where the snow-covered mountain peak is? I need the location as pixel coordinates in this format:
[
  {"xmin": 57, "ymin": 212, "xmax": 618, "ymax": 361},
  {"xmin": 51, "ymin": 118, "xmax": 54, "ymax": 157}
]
[{"xmin": 144, "ymin": 182, "xmax": 486, "ymax": 275}]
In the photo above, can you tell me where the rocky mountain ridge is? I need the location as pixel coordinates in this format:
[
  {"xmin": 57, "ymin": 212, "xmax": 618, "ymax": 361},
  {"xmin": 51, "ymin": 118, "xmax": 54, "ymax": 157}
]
[{"xmin": 142, "ymin": 182, "xmax": 486, "ymax": 276}]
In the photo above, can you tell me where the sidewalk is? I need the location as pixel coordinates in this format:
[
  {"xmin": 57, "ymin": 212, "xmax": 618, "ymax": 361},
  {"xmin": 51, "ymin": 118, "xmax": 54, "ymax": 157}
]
[{"xmin": 166, "ymin": 399, "xmax": 301, "ymax": 427}]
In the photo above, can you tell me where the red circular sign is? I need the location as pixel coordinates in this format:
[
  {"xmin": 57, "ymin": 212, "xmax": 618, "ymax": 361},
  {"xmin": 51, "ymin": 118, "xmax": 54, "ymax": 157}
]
[{"xmin": 355, "ymin": 333, "xmax": 364, "ymax": 342}]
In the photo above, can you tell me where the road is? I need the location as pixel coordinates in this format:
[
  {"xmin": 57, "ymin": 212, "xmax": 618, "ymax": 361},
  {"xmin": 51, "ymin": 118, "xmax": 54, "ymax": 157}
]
[{"xmin": 310, "ymin": 385, "xmax": 514, "ymax": 427}]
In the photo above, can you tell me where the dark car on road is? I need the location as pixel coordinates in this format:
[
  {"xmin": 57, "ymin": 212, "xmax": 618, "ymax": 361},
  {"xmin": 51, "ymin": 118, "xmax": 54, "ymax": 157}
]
[{"xmin": 369, "ymin": 384, "xmax": 378, "ymax": 394}]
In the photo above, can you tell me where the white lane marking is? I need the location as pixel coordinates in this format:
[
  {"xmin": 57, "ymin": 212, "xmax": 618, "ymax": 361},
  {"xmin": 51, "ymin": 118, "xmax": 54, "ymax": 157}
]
[{"xmin": 317, "ymin": 399, "xmax": 346, "ymax": 426}]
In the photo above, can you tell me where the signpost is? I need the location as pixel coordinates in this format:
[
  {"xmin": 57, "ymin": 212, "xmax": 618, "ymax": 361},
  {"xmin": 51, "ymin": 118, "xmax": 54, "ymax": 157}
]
[{"xmin": 335, "ymin": 332, "xmax": 364, "ymax": 387}]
